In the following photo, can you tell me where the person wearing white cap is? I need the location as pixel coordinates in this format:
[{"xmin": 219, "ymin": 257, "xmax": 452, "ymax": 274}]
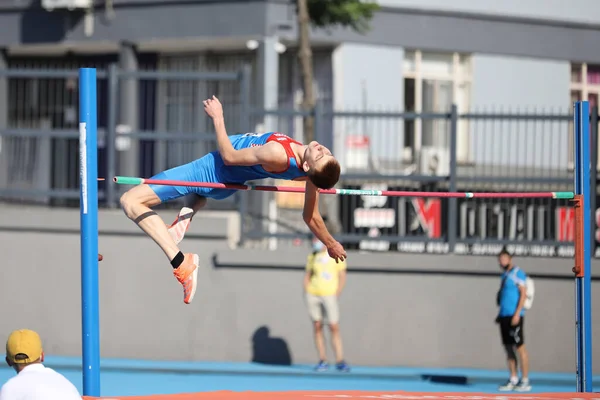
[{"xmin": 0, "ymin": 329, "xmax": 81, "ymax": 400}]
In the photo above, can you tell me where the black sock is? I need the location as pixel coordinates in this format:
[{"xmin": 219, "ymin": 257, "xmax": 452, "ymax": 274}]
[{"xmin": 170, "ymin": 251, "xmax": 185, "ymax": 269}]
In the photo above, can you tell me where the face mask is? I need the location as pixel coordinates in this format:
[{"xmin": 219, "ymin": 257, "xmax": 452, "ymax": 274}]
[{"xmin": 312, "ymin": 241, "xmax": 325, "ymax": 252}]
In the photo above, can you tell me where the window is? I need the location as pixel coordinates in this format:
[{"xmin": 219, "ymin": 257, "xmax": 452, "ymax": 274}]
[
  {"xmin": 403, "ymin": 50, "xmax": 471, "ymax": 163},
  {"xmin": 571, "ymin": 63, "xmax": 600, "ymax": 108}
]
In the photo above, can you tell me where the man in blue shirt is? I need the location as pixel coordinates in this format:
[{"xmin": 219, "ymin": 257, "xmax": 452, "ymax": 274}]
[{"xmin": 495, "ymin": 248, "xmax": 531, "ymax": 392}]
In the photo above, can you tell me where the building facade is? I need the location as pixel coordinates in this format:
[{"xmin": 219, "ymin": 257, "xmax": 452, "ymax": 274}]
[{"xmin": 1, "ymin": 0, "xmax": 598, "ymax": 169}]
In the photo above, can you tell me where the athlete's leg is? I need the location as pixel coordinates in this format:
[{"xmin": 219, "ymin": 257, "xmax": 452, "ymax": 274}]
[
  {"xmin": 134, "ymin": 153, "xmax": 218, "ymax": 252},
  {"xmin": 120, "ymin": 152, "xmax": 237, "ymax": 304},
  {"xmin": 120, "ymin": 184, "xmax": 180, "ymax": 260},
  {"xmin": 187, "ymin": 194, "xmax": 209, "ymax": 212},
  {"xmin": 164, "ymin": 152, "xmax": 238, "ymax": 244},
  {"xmin": 119, "ymin": 175, "xmax": 200, "ymax": 305},
  {"xmin": 168, "ymin": 195, "xmax": 207, "ymax": 245}
]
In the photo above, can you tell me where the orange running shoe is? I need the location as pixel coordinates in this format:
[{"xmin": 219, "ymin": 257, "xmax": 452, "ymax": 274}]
[
  {"xmin": 167, "ymin": 207, "xmax": 194, "ymax": 245},
  {"xmin": 173, "ymin": 253, "xmax": 199, "ymax": 304}
]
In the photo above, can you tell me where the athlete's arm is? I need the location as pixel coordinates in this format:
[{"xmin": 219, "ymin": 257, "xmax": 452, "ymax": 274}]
[
  {"xmin": 513, "ymin": 284, "xmax": 527, "ymax": 319},
  {"xmin": 204, "ymin": 96, "xmax": 286, "ymax": 168},
  {"xmin": 203, "ymin": 96, "xmax": 240, "ymax": 164},
  {"xmin": 302, "ymin": 181, "xmax": 347, "ymax": 262}
]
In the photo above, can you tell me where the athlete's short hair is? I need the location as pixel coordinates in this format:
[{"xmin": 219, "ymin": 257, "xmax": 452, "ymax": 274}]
[{"xmin": 308, "ymin": 158, "xmax": 340, "ymax": 189}]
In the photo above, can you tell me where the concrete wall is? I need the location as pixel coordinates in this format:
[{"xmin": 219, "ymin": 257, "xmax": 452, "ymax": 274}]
[
  {"xmin": 0, "ymin": 205, "xmax": 598, "ymax": 373},
  {"xmin": 469, "ymin": 54, "xmax": 571, "ymax": 168}
]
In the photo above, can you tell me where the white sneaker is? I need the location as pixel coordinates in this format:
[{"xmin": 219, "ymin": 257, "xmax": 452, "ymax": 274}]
[
  {"xmin": 498, "ymin": 379, "xmax": 519, "ymax": 391},
  {"xmin": 514, "ymin": 379, "xmax": 532, "ymax": 392}
]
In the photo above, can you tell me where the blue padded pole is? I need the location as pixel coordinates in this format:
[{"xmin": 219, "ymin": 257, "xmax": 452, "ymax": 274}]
[
  {"xmin": 574, "ymin": 100, "xmax": 592, "ymax": 392},
  {"xmin": 79, "ymin": 67, "xmax": 101, "ymax": 396}
]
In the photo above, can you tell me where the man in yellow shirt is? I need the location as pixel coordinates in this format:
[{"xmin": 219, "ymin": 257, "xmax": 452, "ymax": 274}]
[{"xmin": 303, "ymin": 236, "xmax": 350, "ymax": 372}]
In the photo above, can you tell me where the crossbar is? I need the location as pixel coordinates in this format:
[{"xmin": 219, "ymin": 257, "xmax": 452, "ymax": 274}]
[{"xmin": 112, "ymin": 176, "xmax": 574, "ymax": 199}]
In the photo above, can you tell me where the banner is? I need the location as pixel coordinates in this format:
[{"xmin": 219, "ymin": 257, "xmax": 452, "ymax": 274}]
[{"xmin": 338, "ymin": 184, "xmax": 596, "ymax": 257}]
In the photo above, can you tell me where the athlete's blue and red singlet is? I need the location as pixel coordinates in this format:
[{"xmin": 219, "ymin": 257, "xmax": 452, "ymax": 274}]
[{"xmin": 149, "ymin": 132, "xmax": 306, "ymax": 201}]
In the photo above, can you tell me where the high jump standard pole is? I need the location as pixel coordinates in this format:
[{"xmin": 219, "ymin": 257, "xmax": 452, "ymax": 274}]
[
  {"xmin": 574, "ymin": 100, "xmax": 592, "ymax": 392},
  {"xmin": 79, "ymin": 67, "xmax": 101, "ymax": 396}
]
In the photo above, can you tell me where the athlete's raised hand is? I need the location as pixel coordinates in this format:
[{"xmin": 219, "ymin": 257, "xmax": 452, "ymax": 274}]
[
  {"xmin": 327, "ymin": 240, "xmax": 347, "ymax": 263},
  {"xmin": 203, "ymin": 95, "xmax": 224, "ymax": 120}
]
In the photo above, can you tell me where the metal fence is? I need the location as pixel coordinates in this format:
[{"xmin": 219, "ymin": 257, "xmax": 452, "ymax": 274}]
[
  {"xmin": 0, "ymin": 65, "xmax": 251, "ymax": 210},
  {"xmin": 0, "ymin": 66, "xmax": 596, "ymax": 257},
  {"xmin": 242, "ymin": 106, "xmax": 598, "ymax": 258}
]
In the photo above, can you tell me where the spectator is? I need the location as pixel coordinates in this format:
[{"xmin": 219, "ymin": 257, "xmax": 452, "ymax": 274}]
[
  {"xmin": 0, "ymin": 329, "xmax": 81, "ymax": 400},
  {"xmin": 495, "ymin": 248, "xmax": 531, "ymax": 392},
  {"xmin": 303, "ymin": 235, "xmax": 350, "ymax": 372}
]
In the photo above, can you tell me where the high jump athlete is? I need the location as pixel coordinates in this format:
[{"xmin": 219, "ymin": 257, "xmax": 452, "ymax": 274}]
[{"xmin": 120, "ymin": 96, "xmax": 347, "ymax": 305}]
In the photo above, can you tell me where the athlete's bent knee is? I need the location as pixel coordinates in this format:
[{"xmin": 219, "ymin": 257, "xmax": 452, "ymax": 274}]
[
  {"xmin": 188, "ymin": 194, "xmax": 207, "ymax": 210},
  {"xmin": 120, "ymin": 185, "xmax": 162, "ymax": 220},
  {"xmin": 120, "ymin": 191, "xmax": 137, "ymax": 219}
]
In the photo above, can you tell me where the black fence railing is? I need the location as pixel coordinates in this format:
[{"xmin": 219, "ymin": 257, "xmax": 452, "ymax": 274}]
[{"xmin": 0, "ymin": 66, "xmax": 596, "ymax": 257}]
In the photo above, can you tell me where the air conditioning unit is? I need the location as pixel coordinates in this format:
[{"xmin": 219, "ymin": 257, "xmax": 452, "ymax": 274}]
[
  {"xmin": 42, "ymin": 0, "xmax": 92, "ymax": 11},
  {"xmin": 419, "ymin": 146, "xmax": 450, "ymax": 176}
]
